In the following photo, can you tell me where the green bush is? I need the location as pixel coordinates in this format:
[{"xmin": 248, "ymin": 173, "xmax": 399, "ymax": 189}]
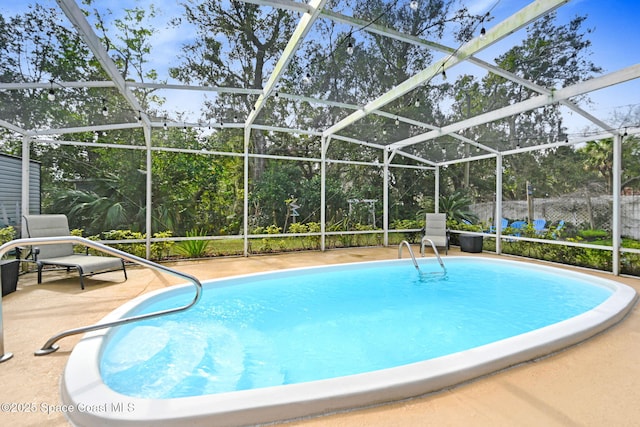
[
  {"xmin": 0, "ymin": 226, "xmax": 16, "ymax": 244},
  {"xmin": 621, "ymin": 240, "xmax": 640, "ymax": 275},
  {"xmin": 99, "ymin": 230, "xmax": 147, "ymax": 257},
  {"xmin": 151, "ymin": 231, "xmax": 175, "ymax": 260},
  {"xmin": 0, "ymin": 226, "xmax": 16, "ymax": 259},
  {"xmin": 390, "ymin": 219, "xmax": 423, "ymax": 243},
  {"xmin": 84, "ymin": 229, "xmax": 175, "ymax": 260},
  {"xmin": 287, "ymin": 222, "xmax": 321, "ymax": 250},
  {"xmin": 578, "ymin": 229, "xmax": 609, "ymax": 241}
]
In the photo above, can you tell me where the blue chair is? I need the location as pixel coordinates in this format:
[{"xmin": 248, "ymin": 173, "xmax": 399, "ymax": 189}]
[
  {"xmin": 509, "ymin": 220, "xmax": 527, "ymax": 237},
  {"xmin": 489, "ymin": 218, "xmax": 508, "ymax": 234},
  {"xmin": 552, "ymin": 220, "xmax": 565, "ymax": 239},
  {"xmin": 533, "ymin": 219, "xmax": 546, "ymax": 234}
]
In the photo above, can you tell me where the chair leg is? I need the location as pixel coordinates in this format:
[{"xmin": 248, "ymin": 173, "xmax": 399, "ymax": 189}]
[
  {"xmin": 77, "ymin": 267, "xmax": 85, "ymax": 290},
  {"xmin": 122, "ymin": 261, "xmax": 128, "ymax": 281},
  {"xmin": 37, "ymin": 264, "xmax": 43, "ymax": 284}
]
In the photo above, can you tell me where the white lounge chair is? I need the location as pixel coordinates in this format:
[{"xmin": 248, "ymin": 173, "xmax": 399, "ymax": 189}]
[
  {"xmin": 23, "ymin": 214, "xmax": 127, "ymax": 289},
  {"xmin": 422, "ymin": 213, "xmax": 449, "ymax": 255}
]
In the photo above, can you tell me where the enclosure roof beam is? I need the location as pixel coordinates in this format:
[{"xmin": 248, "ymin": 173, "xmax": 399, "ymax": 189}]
[
  {"xmin": 0, "ymin": 119, "xmax": 28, "ymax": 135},
  {"xmin": 245, "ymin": 0, "xmax": 327, "ymax": 128},
  {"xmin": 391, "ymin": 149, "xmax": 438, "ymax": 167},
  {"xmin": 0, "ymin": 81, "xmax": 116, "ymax": 90},
  {"xmin": 240, "ymin": 0, "xmax": 310, "ymax": 14},
  {"xmin": 390, "ymin": 63, "xmax": 640, "ymax": 150},
  {"xmin": 440, "ymin": 152, "xmax": 498, "ymax": 167},
  {"xmin": 322, "ymin": 0, "xmax": 570, "ymax": 139},
  {"xmin": 251, "ymin": 124, "xmax": 322, "ymax": 137},
  {"xmin": 31, "ymin": 122, "xmax": 142, "ymax": 136},
  {"xmin": 56, "ymin": 0, "xmax": 149, "ymax": 126},
  {"xmin": 328, "ymin": 135, "xmax": 386, "ymax": 151},
  {"xmin": 128, "ymin": 82, "xmax": 262, "ymax": 95},
  {"xmin": 249, "ymin": 123, "xmax": 385, "ymax": 150}
]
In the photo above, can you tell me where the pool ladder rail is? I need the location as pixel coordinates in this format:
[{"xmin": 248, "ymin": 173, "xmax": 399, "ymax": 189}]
[
  {"xmin": 0, "ymin": 236, "xmax": 203, "ymax": 361},
  {"xmin": 398, "ymin": 240, "xmax": 446, "ymax": 274}
]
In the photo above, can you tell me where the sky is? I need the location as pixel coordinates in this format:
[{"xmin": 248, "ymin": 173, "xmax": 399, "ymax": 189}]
[
  {"xmin": 469, "ymin": 0, "xmax": 640, "ymax": 132},
  {"xmin": 1, "ymin": 0, "xmax": 638, "ymax": 135}
]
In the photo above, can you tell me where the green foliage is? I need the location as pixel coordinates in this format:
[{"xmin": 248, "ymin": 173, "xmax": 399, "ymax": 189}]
[
  {"xmin": 0, "ymin": 226, "xmax": 16, "ymax": 259},
  {"xmin": 249, "ymin": 224, "xmax": 283, "ymax": 253},
  {"xmin": 577, "ymin": 229, "xmax": 609, "ymax": 241},
  {"xmin": 176, "ymin": 229, "xmax": 210, "ymax": 259},
  {"xmin": 286, "ymin": 222, "xmax": 321, "ymax": 250},
  {"xmin": 86, "ymin": 229, "xmax": 175, "ymax": 260},
  {"xmin": 0, "ymin": 226, "xmax": 16, "ymax": 245},
  {"xmin": 447, "ymin": 219, "xmax": 483, "ymax": 233},
  {"xmin": 621, "ymin": 240, "xmax": 640, "ymax": 275},
  {"xmin": 265, "ymin": 225, "xmax": 282, "ymax": 234},
  {"xmin": 390, "ymin": 219, "xmax": 423, "ymax": 244},
  {"xmin": 438, "ymin": 191, "xmax": 479, "ymax": 223},
  {"xmin": 151, "ymin": 231, "xmax": 176, "ymax": 260},
  {"xmin": 97, "ymin": 230, "xmax": 146, "ymax": 257}
]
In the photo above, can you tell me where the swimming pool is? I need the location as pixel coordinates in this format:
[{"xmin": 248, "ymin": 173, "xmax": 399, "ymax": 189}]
[{"xmin": 61, "ymin": 257, "xmax": 637, "ymax": 426}]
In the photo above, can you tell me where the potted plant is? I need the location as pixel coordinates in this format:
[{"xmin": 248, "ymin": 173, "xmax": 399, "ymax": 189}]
[{"xmin": 0, "ymin": 225, "xmax": 19, "ymax": 296}]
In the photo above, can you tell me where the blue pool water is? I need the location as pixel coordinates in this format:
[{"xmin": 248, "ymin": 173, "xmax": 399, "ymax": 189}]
[{"xmin": 100, "ymin": 258, "xmax": 612, "ymax": 399}]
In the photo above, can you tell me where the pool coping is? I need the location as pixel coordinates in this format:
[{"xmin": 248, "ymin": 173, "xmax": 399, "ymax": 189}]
[{"xmin": 60, "ymin": 257, "xmax": 638, "ymax": 427}]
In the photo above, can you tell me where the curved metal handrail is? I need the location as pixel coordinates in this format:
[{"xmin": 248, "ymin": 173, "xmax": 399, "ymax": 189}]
[
  {"xmin": 420, "ymin": 238, "xmax": 446, "ymax": 272},
  {"xmin": 0, "ymin": 236, "xmax": 203, "ymax": 357},
  {"xmin": 398, "ymin": 240, "xmax": 420, "ymax": 271}
]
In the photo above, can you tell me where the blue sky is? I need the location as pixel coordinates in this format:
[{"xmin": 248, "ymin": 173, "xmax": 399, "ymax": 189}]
[{"xmin": 472, "ymin": 0, "xmax": 640, "ymax": 131}]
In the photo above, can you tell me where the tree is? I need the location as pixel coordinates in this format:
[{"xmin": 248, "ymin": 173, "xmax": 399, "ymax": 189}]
[
  {"xmin": 580, "ymin": 136, "xmax": 640, "ymax": 194},
  {"xmin": 167, "ymin": 0, "xmax": 484, "ymax": 228},
  {"xmin": 445, "ymin": 12, "xmax": 602, "ymax": 201},
  {"xmin": 169, "ymin": 1, "xmax": 296, "ymax": 180}
]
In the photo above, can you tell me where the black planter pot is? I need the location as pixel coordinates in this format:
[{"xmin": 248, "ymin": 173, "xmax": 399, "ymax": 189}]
[
  {"xmin": 1, "ymin": 259, "xmax": 19, "ymax": 296},
  {"xmin": 459, "ymin": 234, "xmax": 483, "ymax": 253}
]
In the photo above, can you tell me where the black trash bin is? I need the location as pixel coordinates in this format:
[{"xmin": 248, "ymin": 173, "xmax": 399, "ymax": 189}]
[
  {"xmin": 1, "ymin": 259, "xmax": 19, "ymax": 296},
  {"xmin": 459, "ymin": 234, "xmax": 483, "ymax": 253}
]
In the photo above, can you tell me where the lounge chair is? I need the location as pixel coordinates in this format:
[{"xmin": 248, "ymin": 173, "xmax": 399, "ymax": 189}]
[
  {"xmin": 23, "ymin": 214, "xmax": 127, "ymax": 289},
  {"xmin": 422, "ymin": 213, "xmax": 449, "ymax": 255}
]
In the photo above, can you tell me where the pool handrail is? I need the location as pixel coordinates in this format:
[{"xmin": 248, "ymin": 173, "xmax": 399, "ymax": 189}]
[
  {"xmin": 0, "ymin": 236, "xmax": 203, "ymax": 358},
  {"xmin": 420, "ymin": 238, "xmax": 446, "ymax": 271},
  {"xmin": 398, "ymin": 240, "xmax": 421, "ymax": 271}
]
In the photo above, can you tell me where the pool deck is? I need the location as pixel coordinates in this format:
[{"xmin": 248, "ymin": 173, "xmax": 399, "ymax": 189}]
[{"xmin": 1, "ymin": 246, "xmax": 639, "ymax": 427}]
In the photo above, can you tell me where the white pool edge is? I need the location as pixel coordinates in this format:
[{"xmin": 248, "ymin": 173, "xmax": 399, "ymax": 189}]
[{"xmin": 61, "ymin": 259, "xmax": 638, "ymax": 427}]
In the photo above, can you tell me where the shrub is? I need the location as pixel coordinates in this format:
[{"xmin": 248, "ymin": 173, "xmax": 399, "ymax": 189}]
[
  {"xmin": 88, "ymin": 229, "xmax": 175, "ymax": 260},
  {"xmin": 0, "ymin": 226, "xmax": 16, "ymax": 244},
  {"xmin": 288, "ymin": 223, "xmax": 320, "ymax": 250},
  {"xmin": 578, "ymin": 229, "xmax": 609, "ymax": 241},
  {"xmin": 175, "ymin": 229, "xmax": 209, "ymax": 259},
  {"xmin": 99, "ymin": 229, "xmax": 146, "ymax": 257},
  {"xmin": 0, "ymin": 226, "xmax": 16, "ymax": 259},
  {"xmin": 390, "ymin": 219, "xmax": 423, "ymax": 243},
  {"xmin": 151, "ymin": 231, "xmax": 175, "ymax": 260}
]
